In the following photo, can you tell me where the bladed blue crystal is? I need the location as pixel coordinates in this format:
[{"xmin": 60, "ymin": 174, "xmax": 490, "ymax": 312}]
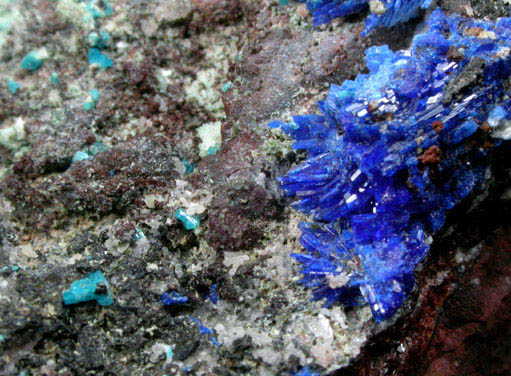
[{"xmin": 271, "ymin": 9, "xmax": 506, "ymax": 321}]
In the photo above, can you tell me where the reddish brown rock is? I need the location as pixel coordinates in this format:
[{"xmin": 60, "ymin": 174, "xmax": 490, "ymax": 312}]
[
  {"xmin": 195, "ymin": 130, "xmax": 281, "ymax": 251},
  {"xmin": 3, "ymin": 135, "xmax": 177, "ymax": 229}
]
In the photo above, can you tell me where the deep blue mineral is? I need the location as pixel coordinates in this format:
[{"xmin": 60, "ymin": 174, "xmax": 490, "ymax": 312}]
[
  {"xmin": 270, "ymin": 9, "xmax": 507, "ymax": 321},
  {"xmin": 293, "ymin": 367, "xmax": 320, "ymax": 376},
  {"xmin": 298, "ymin": 0, "xmax": 432, "ymax": 33},
  {"xmin": 188, "ymin": 317, "xmax": 222, "ymax": 346},
  {"xmin": 206, "ymin": 284, "xmax": 219, "ymax": 304},
  {"xmin": 161, "ymin": 291, "xmax": 189, "ymax": 305}
]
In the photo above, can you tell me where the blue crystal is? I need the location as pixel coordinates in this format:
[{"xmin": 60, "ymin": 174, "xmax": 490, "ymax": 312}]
[
  {"xmin": 271, "ymin": 9, "xmax": 506, "ymax": 321},
  {"xmin": 293, "ymin": 367, "xmax": 320, "ymax": 376},
  {"xmin": 488, "ymin": 106, "xmax": 507, "ymax": 128},
  {"xmin": 188, "ymin": 317, "xmax": 221, "ymax": 346},
  {"xmin": 298, "ymin": 0, "xmax": 432, "ymax": 33},
  {"xmin": 161, "ymin": 291, "xmax": 189, "ymax": 305},
  {"xmin": 207, "ymin": 284, "xmax": 219, "ymax": 304},
  {"xmin": 62, "ymin": 270, "xmax": 113, "ymax": 307}
]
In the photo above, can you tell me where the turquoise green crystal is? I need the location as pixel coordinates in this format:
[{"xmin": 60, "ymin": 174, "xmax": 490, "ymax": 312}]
[
  {"xmin": 72, "ymin": 150, "xmax": 92, "ymax": 162},
  {"xmin": 21, "ymin": 51, "xmax": 42, "ymax": 71},
  {"xmin": 175, "ymin": 208, "xmax": 200, "ymax": 230},
  {"xmin": 50, "ymin": 72, "xmax": 59, "ymax": 84},
  {"xmin": 62, "ymin": 270, "xmax": 113, "ymax": 307},
  {"xmin": 6, "ymin": 80, "xmax": 20, "ymax": 94}
]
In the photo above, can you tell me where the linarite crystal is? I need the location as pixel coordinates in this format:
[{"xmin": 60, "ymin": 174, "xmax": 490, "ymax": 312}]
[
  {"xmin": 298, "ymin": 0, "xmax": 432, "ymax": 34},
  {"xmin": 161, "ymin": 291, "xmax": 189, "ymax": 305},
  {"xmin": 271, "ymin": 9, "xmax": 507, "ymax": 321}
]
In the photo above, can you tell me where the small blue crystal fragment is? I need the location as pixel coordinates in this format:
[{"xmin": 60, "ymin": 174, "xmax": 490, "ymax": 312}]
[
  {"xmin": 293, "ymin": 367, "xmax": 320, "ymax": 376},
  {"xmin": 488, "ymin": 106, "xmax": 507, "ymax": 128},
  {"xmin": 21, "ymin": 51, "xmax": 42, "ymax": 71},
  {"xmin": 62, "ymin": 270, "xmax": 113, "ymax": 307},
  {"xmin": 271, "ymin": 9, "xmax": 506, "ymax": 321},
  {"xmin": 188, "ymin": 317, "xmax": 221, "ymax": 346},
  {"xmin": 207, "ymin": 284, "xmax": 219, "ymax": 304},
  {"xmin": 161, "ymin": 291, "xmax": 189, "ymax": 305},
  {"xmin": 88, "ymin": 48, "xmax": 113, "ymax": 69},
  {"xmin": 175, "ymin": 208, "xmax": 201, "ymax": 230}
]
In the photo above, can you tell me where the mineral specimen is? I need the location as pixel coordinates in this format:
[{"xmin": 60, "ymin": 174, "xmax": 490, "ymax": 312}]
[
  {"xmin": 88, "ymin": 47, "xmax": 113, "ymax": 69},
  {"xmin": 71, "ymin": 141, "xmax": 108, "ymax": 163},
  {"xmin": 294, "ymin": 367, "xmax": 320, "ymax": 376},
  {"xmin": 21, "ymin": 50, "xmax": 45, "ymax": 71},
  {"xmin": 175, "ymin": 208, "xmax": 201, "ymax": 230},
  {"xmin": 50, "ymin": 72, "xmax": 59, "ymax": 84},
  {"xmin": 270, "ymin": 9, "xmax": 507, "ymax": 321},
  {"xmin": 161, "ymin": 291, "xmax": 189, "ymax": 305},
  {"xmin": 206, "ymin": 284, "xmax": 219, "ymax": 304},
  {"xmin": 87, "ymin": 30, "xmax": 109, "ymax": 49},
  {"xmin": 6, "ymin": 80, "xmax": 20, "ymax": 94},
  {"xmin": 83, "ymin": 89, "xmax": 100, "ymax": 110},
  {"xmin": 62, "ymin": 270, "xmax": 113, "ymax": 307},
  {"xmin": 298, "ymin": 0, "xmax": 432, "ymax": 34},
  {"xmin": 188, "ymin": 317, "xmax": 221, "ymax": 347}
]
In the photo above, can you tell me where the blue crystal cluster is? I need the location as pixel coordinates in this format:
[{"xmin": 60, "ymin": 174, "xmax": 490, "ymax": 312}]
[
  {"xmin": 270, "ymin": 10, "xmax": 508, "ymax": 321},
  {"xmin": 298, "ymin": 0, "xmax": 432, "ymax": 34}
]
